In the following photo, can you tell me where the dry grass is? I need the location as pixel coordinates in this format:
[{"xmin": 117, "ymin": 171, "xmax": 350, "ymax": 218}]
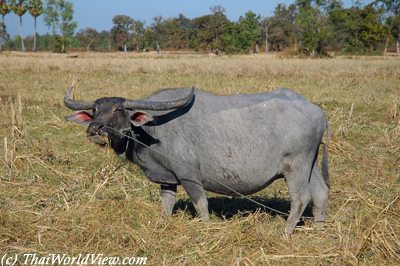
[{"xmin": 0, "ymin": 51, "xmax": 399, "ymax": 265}]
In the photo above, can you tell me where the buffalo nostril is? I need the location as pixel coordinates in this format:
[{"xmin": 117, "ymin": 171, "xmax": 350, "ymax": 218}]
[
  {"xmin": 91, "ymin": 123, "xmax": 103, "ymax": 130},
  {"xmin": 87, "ymin": 123, "xmax": 102, "ymax": 134}
]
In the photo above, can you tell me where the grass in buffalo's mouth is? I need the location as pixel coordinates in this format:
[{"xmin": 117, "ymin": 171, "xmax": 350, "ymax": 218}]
[{"xmin": 0, "ymin": 52, "xmax": 399, "ymax": 265}]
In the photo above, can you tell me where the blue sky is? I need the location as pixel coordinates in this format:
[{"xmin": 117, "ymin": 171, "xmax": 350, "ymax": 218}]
[{"xmin": 5, "ymin": 0, "xmax": 371, "ymax": 37}]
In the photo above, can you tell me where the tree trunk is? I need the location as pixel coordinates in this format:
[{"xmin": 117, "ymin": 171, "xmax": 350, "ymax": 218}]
[
  {"xmin": 265, "ymin": 25, "xmax": 268, "ymax": 53},
  {"xmin": 384, "ymin": 35, "xmax": 389, "ymax": 55},
  {"xmin": 86, "ymin": 40, "xmax": 92, "ymax": 52},
  {"xmin": 33, "ymin": 16, "xmax": 37, "ymax": 52},
  {"xmin": 108, "ymin": 39, "xmax": 111, "ymax": 52},
  {"xmin": 156, "ymin": 43, "xmax": 161, "ymax": 54},
  {"xmin": 0, "ymin": 14, "xmax": 4, "ymax": 52},
  {"xmin": 19, "ymin": 16, "xmax": 25, "ymax": 52},
  {"xmin": 124, "ymin": 43, "xmax": 127, "ymax": 52},
  {"xmin": 61, "ymin": 35, "xmax": 65, "ymax": 53},
  {"xmin": 397, "ymin": 33, "xmax": 400, "ymax": 53},
  {"xmin": 51, "ymin": 23, "xmax": 56, "ymax": 51}
]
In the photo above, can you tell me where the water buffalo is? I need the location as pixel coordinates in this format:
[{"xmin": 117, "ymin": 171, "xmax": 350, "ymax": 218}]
[{"xmin": 64, "ymin": 85, "xmax": 330, "ymax": 235}]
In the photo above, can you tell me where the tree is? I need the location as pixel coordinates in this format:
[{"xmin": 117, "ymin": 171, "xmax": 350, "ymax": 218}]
[
  {"xmin": 235, "ymin": 11, "xmax": 262, "ymax": 52},
  {"xmin": 374, "ymin": 0, "xmax": 400, "ymax": 53},
  {"xmin": 295, "ymin": 0, "xmax": 332, "ymax": 56},
  {"xmin": 358, "ymin": 4, "xmax": 386, "ymax": 52},
  {"xmin": 392, "ymin": 16, "xmax": 400, "ymax": 52},
  {"xmin": 44, "ymin": 0, "xmax": 76, "ymax": 53},
  {"xmin": 208, "ymin": 5, "xmax": 230, "ymax": 51},
  {"xmin": 265, "ymin": 3, "xmax": 298, "ymax": 51},
  {"xmin": 43, "ymin": 0, "xmax": 58, "ymax": 36},
  {"xmin": 191, "ymin": 15, "xmax": 212, "ymax": 50},
  {"xmin": 161, "ymin": 14, "xmax": 191, "ymax": 50},
  {"xmin": 76, "ymin": 27, "xmax": 98, "ymax": 51},
  {"xmin": 210, "ymin": 4, "xmax": 225, "ymax": 14},
  {"xmin": 329, "ymin": 3, "xmax": 386, "ymax": 53},
  {"xmin": 97, "ymin": 30, "xmax": 111, "ymax": 51},
  {"xmin": 131, "ymin": 19, "xmax": 145, "ymax": 51},
  {"xmin": 58, "ymin": 0, "xmax": 76, "ymax": 52},
  {"xmin": 10, "ymin": 0, "xmax": 28, "ymax": 52},
  {"xmin": 152, "ymin": 15, "xmax": 165, "ymax": 51},
  {"xmin": 0, "ymin": 21, "xmax": 9, "ymax": 47},
  {"xmin": 191, "ymin": 6, "xmax": 230, "ymax": 52},
  {"xmin": 327, "ymin": 1, "xmax": 350, "ymax": 50},
  {"xmin": 0, "ymin": 0, "xmax": 11, "ymax": 52},
  {"xmin": 176, "ymin": 13, "xmax": 191, "ymax": 48},
  {"xmin": 143, "ymin": 27, "xmax": 155, "ymax": 51},
  {"xmin": 34, "ymin": 32, "xmax": 51, "ymax": 50},
  {"xmin": 28, "ymin": 0, "xmax": 42, "ymax": 52},
  {"xmin": 296, "ymin": 6, "xmax": 321, "ymax": 55},
  {"xmin": 111, "ymin": 15, "xmax": 133, "ymax": 52}
]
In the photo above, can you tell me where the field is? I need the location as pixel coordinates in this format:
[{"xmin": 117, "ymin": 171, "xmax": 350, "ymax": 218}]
[{"xmin": 0, "ymin": 52, "xmax": 399, "ymax": 265}]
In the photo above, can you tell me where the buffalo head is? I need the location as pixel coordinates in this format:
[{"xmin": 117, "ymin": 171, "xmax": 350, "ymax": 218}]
[{"xmin": 64, "ymin": 85, "xmax": 194, "ymax": 145}]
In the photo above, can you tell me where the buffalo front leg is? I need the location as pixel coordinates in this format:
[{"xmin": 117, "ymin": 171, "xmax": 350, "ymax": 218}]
[
  {"xmin": 160, "ymin": 184, "xmax": 177, "ymax": 217},
  {"xmin": 180, "ymin": 179, "xmax": 210, "ymax": 221}
]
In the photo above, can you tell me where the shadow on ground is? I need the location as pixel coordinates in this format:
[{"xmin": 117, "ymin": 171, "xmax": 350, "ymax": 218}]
[{"xmin": 174, "ymin": 196, "xmax": 313, "ymax": 222}]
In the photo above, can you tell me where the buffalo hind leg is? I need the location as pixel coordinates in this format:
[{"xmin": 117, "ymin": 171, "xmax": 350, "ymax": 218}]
[
  {"xmin": 160, "ymin": 184, "xmax": 177, "ymax": 217},
  {"xmin": 285, "ymin": 164, "xmax": 312, "ymax": 235},
  {"xmin": 309, "ymin": 163, "xmax": 329, "ymax": 227},
  {"xmin": 180, "ymin": 179, "xmax": 210, "ymax": 221}
]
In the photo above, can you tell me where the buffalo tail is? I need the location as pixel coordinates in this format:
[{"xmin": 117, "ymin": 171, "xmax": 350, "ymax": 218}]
[{"xmin": 322, "ymin": 121, "xmax": 331, "ymax": 188}]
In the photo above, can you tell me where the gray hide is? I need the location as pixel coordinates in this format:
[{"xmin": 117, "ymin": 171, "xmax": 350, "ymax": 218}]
[{"xmin": 65, "ymin": 87, "xmax": 330, "ymax": 235}]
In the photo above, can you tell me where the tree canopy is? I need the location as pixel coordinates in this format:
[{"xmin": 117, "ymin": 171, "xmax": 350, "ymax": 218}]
[
  {"xmin": 2, "ymin": 1, "xmax": 400, "ymax": 55},
  {"xmin": 111, "ymin": 14, "xmax": 133, "ymax": 52}
]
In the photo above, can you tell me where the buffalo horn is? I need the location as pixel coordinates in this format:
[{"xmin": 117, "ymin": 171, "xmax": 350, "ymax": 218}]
[
  {"xmin": 64, "ymin": 85, "xmax": 95, "ymax": 110},
  {"xmin": 123, "ymin": 87, "xmax": 194, "ymax": 110}
]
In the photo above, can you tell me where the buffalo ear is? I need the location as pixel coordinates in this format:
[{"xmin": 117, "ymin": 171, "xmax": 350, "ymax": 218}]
[
  {"xmin": 130, "ymin": 111, "xmax": 154, "ymax": 127},
  {"xmin": 65, "ymin": 111, "xmax": 93, "ymax": 126}
]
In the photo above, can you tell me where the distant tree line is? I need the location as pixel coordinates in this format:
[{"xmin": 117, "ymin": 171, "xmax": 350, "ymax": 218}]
[
  {"xmin": 1, "ymin": 0, "xmax": 76, "ymax": 52},
  {"xmin": 1, "ymin": 0, "xmax": 399, "ymax": 55}
]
